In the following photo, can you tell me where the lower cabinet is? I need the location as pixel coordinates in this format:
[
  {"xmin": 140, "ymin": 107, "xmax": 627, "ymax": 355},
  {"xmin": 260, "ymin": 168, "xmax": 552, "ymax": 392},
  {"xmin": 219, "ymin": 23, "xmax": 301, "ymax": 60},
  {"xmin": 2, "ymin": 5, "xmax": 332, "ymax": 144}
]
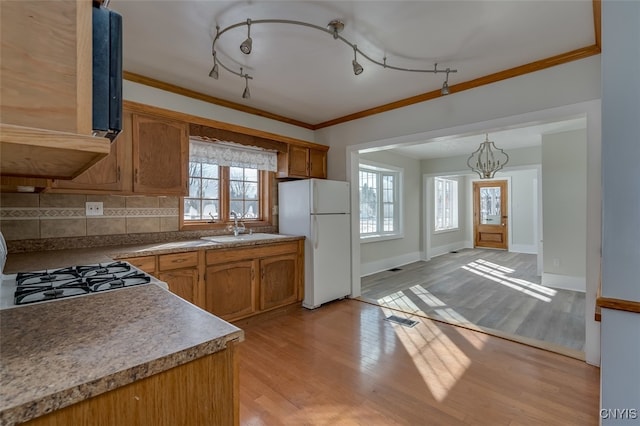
[
  {"xmin": 205, "ymin": 240, "xmax": 304, "ymax": 321},
  {"xmin": 23, "ymin": 342, "xmax": 239, "ymax": 426},
  {"xmin": 157, "ymin": 252, "xmax": 200, "ymax": 305},
  {"xmin": 121, "ymin": 239, "xmax": 304, "ymax": 322},
  {"xmin": 260, "ymin": 253, "xmax": 298, "ymax": 311},
  {"xmin": 205, "ymin": 260, "xmax": 257, "ymax": 321}
]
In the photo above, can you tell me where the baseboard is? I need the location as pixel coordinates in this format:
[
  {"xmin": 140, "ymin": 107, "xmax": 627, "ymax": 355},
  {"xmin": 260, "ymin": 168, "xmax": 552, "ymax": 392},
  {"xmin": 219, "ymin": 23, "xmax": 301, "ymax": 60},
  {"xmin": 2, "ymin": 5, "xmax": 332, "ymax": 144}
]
[
  {"xmin": 428, "ymin": 241, "xmax": 471, "ymax": 259},
  {"xmin": 542, "ymin": 273, "xmax": 586, "ymax": 292},
  {"xmin": 360, "ymin": 251, "xmax": 422, "ymax": 277},
  {"xmin": 510, "ymin": 244, "xmax": 538, "ymax": 254}
]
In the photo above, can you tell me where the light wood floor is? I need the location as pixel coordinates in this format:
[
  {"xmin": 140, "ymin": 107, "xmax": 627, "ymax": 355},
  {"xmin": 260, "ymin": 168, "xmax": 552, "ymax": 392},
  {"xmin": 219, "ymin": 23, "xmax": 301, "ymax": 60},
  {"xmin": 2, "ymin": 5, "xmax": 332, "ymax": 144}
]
[
  {"xmin": 236, "ymin": 300, "xmax": 599, "ymax": 425},
  {"xmin": 361, "ymin": 249, "xmax": 586, "ymax": 355}
]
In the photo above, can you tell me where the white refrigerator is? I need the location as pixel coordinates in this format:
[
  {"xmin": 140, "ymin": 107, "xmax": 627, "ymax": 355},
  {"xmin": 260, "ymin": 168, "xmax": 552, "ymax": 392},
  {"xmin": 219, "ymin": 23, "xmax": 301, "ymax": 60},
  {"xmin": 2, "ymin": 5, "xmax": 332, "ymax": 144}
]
[{"xmin": 278, "ymin": 179, "xmax": 351, "ymax": 309}]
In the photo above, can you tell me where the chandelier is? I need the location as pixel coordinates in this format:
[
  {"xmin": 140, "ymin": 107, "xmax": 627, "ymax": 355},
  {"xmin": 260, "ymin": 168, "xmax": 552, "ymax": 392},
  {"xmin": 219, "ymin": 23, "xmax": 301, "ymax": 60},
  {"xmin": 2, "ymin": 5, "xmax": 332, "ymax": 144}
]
[
  {"xmin": 467, "ymin": 134, "xmax": 509, "ymax": 179},
  {"xmin": 208, "ymin": 18, "xmax": 458, "ymax": 99}
]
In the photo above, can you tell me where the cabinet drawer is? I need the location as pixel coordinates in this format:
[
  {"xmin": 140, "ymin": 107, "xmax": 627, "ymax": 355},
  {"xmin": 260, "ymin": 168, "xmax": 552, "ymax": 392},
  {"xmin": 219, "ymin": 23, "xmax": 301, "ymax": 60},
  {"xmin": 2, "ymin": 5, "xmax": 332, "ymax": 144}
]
[
  {"xmin": 125, "ymin": 256, "xmax": 156, "ymax": 274},
  {"xmin": 159, "ymin": 252, "xmax": 198, "ymax": 271}
]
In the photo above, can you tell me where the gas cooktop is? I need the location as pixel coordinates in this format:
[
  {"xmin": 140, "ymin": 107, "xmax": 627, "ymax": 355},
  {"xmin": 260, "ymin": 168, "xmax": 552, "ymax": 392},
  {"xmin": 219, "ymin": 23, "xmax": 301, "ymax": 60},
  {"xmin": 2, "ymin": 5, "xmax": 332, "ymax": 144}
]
[{"xmin": 0, "ymin": 261, "xmax": 167, "ymax": 309}]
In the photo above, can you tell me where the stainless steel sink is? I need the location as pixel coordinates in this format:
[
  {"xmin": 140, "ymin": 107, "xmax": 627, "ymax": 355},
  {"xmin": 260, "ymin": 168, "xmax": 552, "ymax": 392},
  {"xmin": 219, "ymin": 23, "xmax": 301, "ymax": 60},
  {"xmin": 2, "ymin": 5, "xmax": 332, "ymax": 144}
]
[{"xmin": 201, "ymin": 233, "xmax": 291, "ymax": 243}]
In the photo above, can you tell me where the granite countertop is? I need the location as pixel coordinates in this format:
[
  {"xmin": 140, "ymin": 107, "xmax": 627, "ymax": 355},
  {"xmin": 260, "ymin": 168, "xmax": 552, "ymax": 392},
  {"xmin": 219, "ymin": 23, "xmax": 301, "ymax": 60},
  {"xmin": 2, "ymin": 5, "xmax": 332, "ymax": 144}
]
[
  {"xmin": 4, "ymin": 234, "xmax": 304, "ymax": 273},
  {"xmin": 0, "ymin": 284, "xmax": 243, "ymax": 426}
]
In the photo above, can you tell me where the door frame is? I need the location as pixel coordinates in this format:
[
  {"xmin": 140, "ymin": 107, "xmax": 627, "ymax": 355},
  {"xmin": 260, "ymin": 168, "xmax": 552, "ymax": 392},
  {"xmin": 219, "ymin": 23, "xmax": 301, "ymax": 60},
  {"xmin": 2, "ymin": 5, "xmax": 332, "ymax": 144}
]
[{"xmin": 472, "ymin": 179, "xmax": 510, "ymax": 250}]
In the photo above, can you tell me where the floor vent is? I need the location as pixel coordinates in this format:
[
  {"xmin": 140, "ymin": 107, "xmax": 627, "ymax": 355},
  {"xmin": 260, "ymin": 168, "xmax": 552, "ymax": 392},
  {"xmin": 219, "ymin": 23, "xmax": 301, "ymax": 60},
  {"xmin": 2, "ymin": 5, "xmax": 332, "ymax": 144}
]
[
  {"xmin": 388, "ymin": 267, "xmax": 402, "ymax": 272},
  {"xmin": 450, "ymin": 251, "xmax": 459, "ymax": 254},
  {"xmin": 385, "ymin": 315, "xmax": 419, "ymax": 327}
]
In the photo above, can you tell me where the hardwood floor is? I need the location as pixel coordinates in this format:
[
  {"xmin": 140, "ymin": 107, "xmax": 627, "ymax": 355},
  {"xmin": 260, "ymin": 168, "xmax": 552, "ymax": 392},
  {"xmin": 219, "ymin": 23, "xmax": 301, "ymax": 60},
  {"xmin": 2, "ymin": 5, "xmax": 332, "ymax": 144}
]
[
  {"xmin": 236, "ymin": 299, "xmax": 599, "ymax": 425},
  {"xmin": 361, "ymin": 249, "xmax": 586, "ymax": 355}
]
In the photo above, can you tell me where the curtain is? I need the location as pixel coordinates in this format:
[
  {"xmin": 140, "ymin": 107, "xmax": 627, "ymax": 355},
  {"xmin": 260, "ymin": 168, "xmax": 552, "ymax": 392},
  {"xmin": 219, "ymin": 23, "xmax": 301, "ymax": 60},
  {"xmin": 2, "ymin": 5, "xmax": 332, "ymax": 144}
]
[{"xmin": 189, "ymin": 138, "xmax": 277, "ymax": 172}]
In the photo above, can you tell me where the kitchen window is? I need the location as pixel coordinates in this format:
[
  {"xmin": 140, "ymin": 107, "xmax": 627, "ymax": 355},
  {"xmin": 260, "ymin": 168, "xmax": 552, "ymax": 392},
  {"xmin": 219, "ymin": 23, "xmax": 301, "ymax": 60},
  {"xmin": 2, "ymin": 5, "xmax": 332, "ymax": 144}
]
[
  {"xmin": 434, "ymin": 177, "xmax": 459, "ymax": 232},
  {"xmin": 181, "ymin": 139, "xmax": 276, "ymax": 229},
  {"xmin": 359, "ymin": 161, "xmax": 403, "ymax": 241}
]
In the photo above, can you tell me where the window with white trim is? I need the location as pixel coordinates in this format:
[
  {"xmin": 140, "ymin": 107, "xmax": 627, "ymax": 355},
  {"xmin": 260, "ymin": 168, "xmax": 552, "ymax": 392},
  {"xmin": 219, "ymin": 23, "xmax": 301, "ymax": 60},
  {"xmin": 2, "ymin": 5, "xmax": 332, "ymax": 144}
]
[
  {"xmin": 359, "ymin": 162, "xmax": 402, "ymax": 240},
  {"xmin": 183, "ymin": 139, "xmax": 276, "ymax": 226},
  {"xmin": 434, "ymin": 177, "xmax": 459, "ymax": 231}
]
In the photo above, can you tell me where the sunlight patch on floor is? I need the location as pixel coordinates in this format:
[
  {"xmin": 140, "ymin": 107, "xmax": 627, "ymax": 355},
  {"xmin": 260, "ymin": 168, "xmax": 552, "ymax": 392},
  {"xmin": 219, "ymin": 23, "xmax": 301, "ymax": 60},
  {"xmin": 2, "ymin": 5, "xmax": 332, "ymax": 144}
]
[
  {"xmin": 380, "ymin": 306, "xmax": 471, "ymax": 402},
  {"xmin": 462, "ymin": 259, "xmax": 556, "ymax": 302}
]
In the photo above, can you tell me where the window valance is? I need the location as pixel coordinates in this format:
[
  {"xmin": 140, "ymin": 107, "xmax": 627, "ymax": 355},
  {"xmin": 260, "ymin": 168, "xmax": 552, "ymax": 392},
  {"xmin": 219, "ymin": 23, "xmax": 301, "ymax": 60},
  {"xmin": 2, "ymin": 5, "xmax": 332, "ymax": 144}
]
[{"xmin": 189, "ymin": 138, "xmax": 277, "ymax": 172}]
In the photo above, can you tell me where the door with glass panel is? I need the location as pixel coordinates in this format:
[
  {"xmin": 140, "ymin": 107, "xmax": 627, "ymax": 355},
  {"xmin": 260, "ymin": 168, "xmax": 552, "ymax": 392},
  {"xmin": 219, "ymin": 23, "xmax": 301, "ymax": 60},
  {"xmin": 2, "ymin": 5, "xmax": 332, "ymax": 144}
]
[{"xmin": 473, "ymin": 180, "xmax": 508, "ymax": 249}]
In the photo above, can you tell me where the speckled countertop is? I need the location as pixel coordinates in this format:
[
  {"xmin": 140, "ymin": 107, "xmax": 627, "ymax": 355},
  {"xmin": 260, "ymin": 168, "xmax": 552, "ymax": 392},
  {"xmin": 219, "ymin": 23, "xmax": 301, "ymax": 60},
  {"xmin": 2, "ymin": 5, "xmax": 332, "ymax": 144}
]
[
  {"xmin": 0, "ymin": 284, "xmax": 243, "ymax": 426},
  {"xmin": 3, "ymin": 234, "xmax": 304, "ymax": 273}
]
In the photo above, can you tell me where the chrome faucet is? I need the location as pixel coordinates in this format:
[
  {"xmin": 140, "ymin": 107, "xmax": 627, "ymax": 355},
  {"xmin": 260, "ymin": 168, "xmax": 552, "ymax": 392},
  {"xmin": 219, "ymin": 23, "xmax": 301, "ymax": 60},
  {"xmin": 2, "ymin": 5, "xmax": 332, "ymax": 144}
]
[{"xmin": 230, "ymin": 211, "xmax": 246, "ymax": 236}]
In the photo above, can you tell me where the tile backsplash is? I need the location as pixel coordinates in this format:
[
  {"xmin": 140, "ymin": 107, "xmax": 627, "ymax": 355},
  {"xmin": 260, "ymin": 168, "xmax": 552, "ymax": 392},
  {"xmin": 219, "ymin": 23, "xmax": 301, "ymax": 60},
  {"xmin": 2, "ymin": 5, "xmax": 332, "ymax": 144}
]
[{"xmin": 0, "ymin": 193, "xmax": 179, "ymax": 241}]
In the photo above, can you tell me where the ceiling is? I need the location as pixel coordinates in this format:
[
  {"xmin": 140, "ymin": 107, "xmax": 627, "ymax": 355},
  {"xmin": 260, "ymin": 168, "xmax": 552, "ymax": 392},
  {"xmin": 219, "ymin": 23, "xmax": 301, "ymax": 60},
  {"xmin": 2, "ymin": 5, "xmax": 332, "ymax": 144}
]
[
  {"xmin": 386, "ymin": 117, "xmax": 587, "ymax": 160},
  {"xmin": 110, "ymin": 1, "xmax": 597, "ymax": 128}
]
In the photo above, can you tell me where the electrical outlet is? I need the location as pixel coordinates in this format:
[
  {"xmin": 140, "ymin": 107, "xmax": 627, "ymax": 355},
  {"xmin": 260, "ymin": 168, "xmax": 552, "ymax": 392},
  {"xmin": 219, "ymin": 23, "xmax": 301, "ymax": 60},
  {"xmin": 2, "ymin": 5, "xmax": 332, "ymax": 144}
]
[
  {"xmin": 552, "ymin": 258, "xmax": 560, "ymax": 267},
  {"xmin": 85, "ymin": 202, "xmax": 104, "ymax": 216}
]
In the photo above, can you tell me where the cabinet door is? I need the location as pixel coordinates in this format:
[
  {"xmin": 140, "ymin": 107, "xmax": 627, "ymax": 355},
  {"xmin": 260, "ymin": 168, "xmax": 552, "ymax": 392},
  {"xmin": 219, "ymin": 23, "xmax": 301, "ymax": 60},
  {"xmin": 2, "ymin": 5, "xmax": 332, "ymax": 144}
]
[
  {"xmin": 259, "ymin": 253, "xmax": 298, "ymax": 311},
  {"xmin": 158, "ymin": 268, "xmax": 199, "ymax": 305},
  {"xmin": 125, "ymin": 256, "xmax": 156, "ymax": 275},
  {"xmin": 205, "ymin": 260, "xmax": 256, "ymax": 321},
  {"xmin": 288, "ymin": 145, "xmax": 309, "ymax": 177},
  {"xmin": 50, "ymin": 130, "xmax": 126, "ymax": 191},
  {"xmin": 309, "ymin": 148, "xmax": 327, "ymax": 179},
  {"xmin": 132, "ymin": 114, "xmax": 188, "ymax": 196}
]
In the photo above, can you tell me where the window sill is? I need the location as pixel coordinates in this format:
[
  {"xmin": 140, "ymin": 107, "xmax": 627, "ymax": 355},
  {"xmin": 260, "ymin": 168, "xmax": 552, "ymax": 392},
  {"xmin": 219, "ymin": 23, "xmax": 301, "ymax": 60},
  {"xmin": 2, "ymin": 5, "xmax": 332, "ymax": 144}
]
[
  {"xmin": 360, "ymin": 233, "xmax": 404, "ymax": 244},
  {"xmin": 434, "ymin": 227, "xmax": 460, "ymax": 235}
]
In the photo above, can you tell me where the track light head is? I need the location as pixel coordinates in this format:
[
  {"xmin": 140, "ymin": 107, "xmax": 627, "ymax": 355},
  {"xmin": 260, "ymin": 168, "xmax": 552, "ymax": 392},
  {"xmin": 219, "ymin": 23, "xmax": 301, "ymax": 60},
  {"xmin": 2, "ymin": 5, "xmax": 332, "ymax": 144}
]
[
  {"xmin": 209, "ymin": 52, "xmax": 219, "ymax": 79},
  {"xmin": 209, "ymin": 63, "xmax": 219, "ymax": 79},
  {"xmin": 440, "ymin": 68, "xmax": 451, "ymax": 95},
  {"xmin": 242, "ymin": 73, "xmax": 250, "ymax": 99},
  {"xmin": 441, "ymin": 81, "xmax": 449, "ymax": 95},
  {"xmin": 240, "ymin": 19, "xmax": 252, "ymax": 54},
  {"xmin": 352, "ymin": 45, "xmax": 363, "ymax": 75}
]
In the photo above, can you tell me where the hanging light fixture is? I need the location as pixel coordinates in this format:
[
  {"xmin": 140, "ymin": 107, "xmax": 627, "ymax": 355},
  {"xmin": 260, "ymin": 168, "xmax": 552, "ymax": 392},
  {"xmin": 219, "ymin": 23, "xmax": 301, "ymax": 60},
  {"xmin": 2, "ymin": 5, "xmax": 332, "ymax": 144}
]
[
  {"xmin": 208, "ymin": 18, "xmax": 458, "ymax": 98},
  {"xmin": 467, "ymin": 134, "xmax": 509, "ymax": 179}
]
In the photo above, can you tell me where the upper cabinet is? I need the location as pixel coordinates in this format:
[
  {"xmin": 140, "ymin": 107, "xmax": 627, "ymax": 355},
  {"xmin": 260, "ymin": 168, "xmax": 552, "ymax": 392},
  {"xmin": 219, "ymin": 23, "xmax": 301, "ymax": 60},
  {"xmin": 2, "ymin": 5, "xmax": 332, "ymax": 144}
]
[
  {"xmin": 132, "ymin": 113, "xmax": 188, "ymax": 196},
  {"xmin": 278, "ymin": 144, "xmax": 328, "ymax": 179},
  {"xmin": 50, "ymin": 108, "xmax": 189, "ymax": 196},
  {"xmin": 0, "ymin": 0, "xmax": 110, "ymax": 179}
]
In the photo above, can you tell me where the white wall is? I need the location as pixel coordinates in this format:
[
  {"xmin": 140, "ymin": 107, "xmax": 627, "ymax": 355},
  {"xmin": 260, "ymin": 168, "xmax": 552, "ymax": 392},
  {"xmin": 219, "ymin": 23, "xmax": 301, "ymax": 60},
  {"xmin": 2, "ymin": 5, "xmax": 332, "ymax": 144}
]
[
  {"xmin": 541, "ymin": 129, "xmax": 587, "ymax": 292},
  {"xmin": 358, "ymin": 151, "xmax": 422, "ymax": 276},
  {"xmin": 508, "ymin": 169, "xmax": 538, "ymax": 253},
  {"xmin": 600, "ymin": 0, "xmax": 640, "ymax": 422},
  {"xmin": 315, "ymin": 55, "xmax": 600, "ymax": 181},
  {"xmin": 123, "ymin": 80, "xmax": 316, "ymax": 143}
]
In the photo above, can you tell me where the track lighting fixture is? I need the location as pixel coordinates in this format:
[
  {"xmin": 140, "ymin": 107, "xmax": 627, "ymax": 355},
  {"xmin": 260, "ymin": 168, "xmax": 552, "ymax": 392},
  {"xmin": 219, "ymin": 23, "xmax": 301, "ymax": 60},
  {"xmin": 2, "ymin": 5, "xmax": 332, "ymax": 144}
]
[
  {"xmin": 441, "ymin": 68, "xmax": 450, "ymax": 95},
  {"xmin": 209, "ymin": 18, "xmax": 458, "ymax": 98},
  {"xmin": 209, "ymin": 52, "xmax": 219, "ymax": 79},
  {"xmin": 242, "ymin": 69, "xmax": 250, "ymax": 99},
  {"xmin": 239, "ymin": 19, "xmax": 252, "ymax": 54},
  {"xmin": 352, "ymin": 45, "xmax": 364, "ymax": 75}
]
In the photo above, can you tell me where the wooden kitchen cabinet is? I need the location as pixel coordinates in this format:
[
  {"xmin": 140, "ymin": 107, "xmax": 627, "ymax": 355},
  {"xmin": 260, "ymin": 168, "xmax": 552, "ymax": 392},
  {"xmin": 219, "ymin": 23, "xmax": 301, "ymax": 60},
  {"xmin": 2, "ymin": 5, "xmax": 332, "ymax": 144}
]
[
  {"xmin": 204, "ymin": 240, "xmax": 303, "ymax": 321},
  {"xmin": 0, "ymin": 0, "xmax": 110, "ymax": 179},
  {"xmin": 260, "ymin": 253, "xmax": 298, "ymax": 311},
  {"xmin": 125, "ymin": 255, "xmax": 156, "ymax": 274},
  {"xmin": 49, "ymin": 125, "xmax": 127, "ymax": 192},
  {"xmin": 278, "ymin": 144, "xmax": 328, "ymax": 179},
  {"xmin": 22, "ymin": 342, "xmax": 239, "ymax": 426},
  {"xmin": 158, "ymin": 252, "xmax": 200, "ymax": 305},
  {"xmin": 132, "ymin": 113, "xmax": 188, "ymax": 196},
  {"xmin": 205, "ymin": 260, "xmax": 257, "ymax": 321},
  {"xmin": 47, "ymin": 109, "xmax": 189, "ymax": 196}
]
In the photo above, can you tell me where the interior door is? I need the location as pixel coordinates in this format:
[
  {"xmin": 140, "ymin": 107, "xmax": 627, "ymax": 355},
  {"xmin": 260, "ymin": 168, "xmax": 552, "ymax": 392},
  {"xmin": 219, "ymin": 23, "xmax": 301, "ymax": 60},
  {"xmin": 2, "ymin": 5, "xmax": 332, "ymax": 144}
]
[{"xmin": 473, "ymin": 180, "xmax": 508, "ymax": 249}]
